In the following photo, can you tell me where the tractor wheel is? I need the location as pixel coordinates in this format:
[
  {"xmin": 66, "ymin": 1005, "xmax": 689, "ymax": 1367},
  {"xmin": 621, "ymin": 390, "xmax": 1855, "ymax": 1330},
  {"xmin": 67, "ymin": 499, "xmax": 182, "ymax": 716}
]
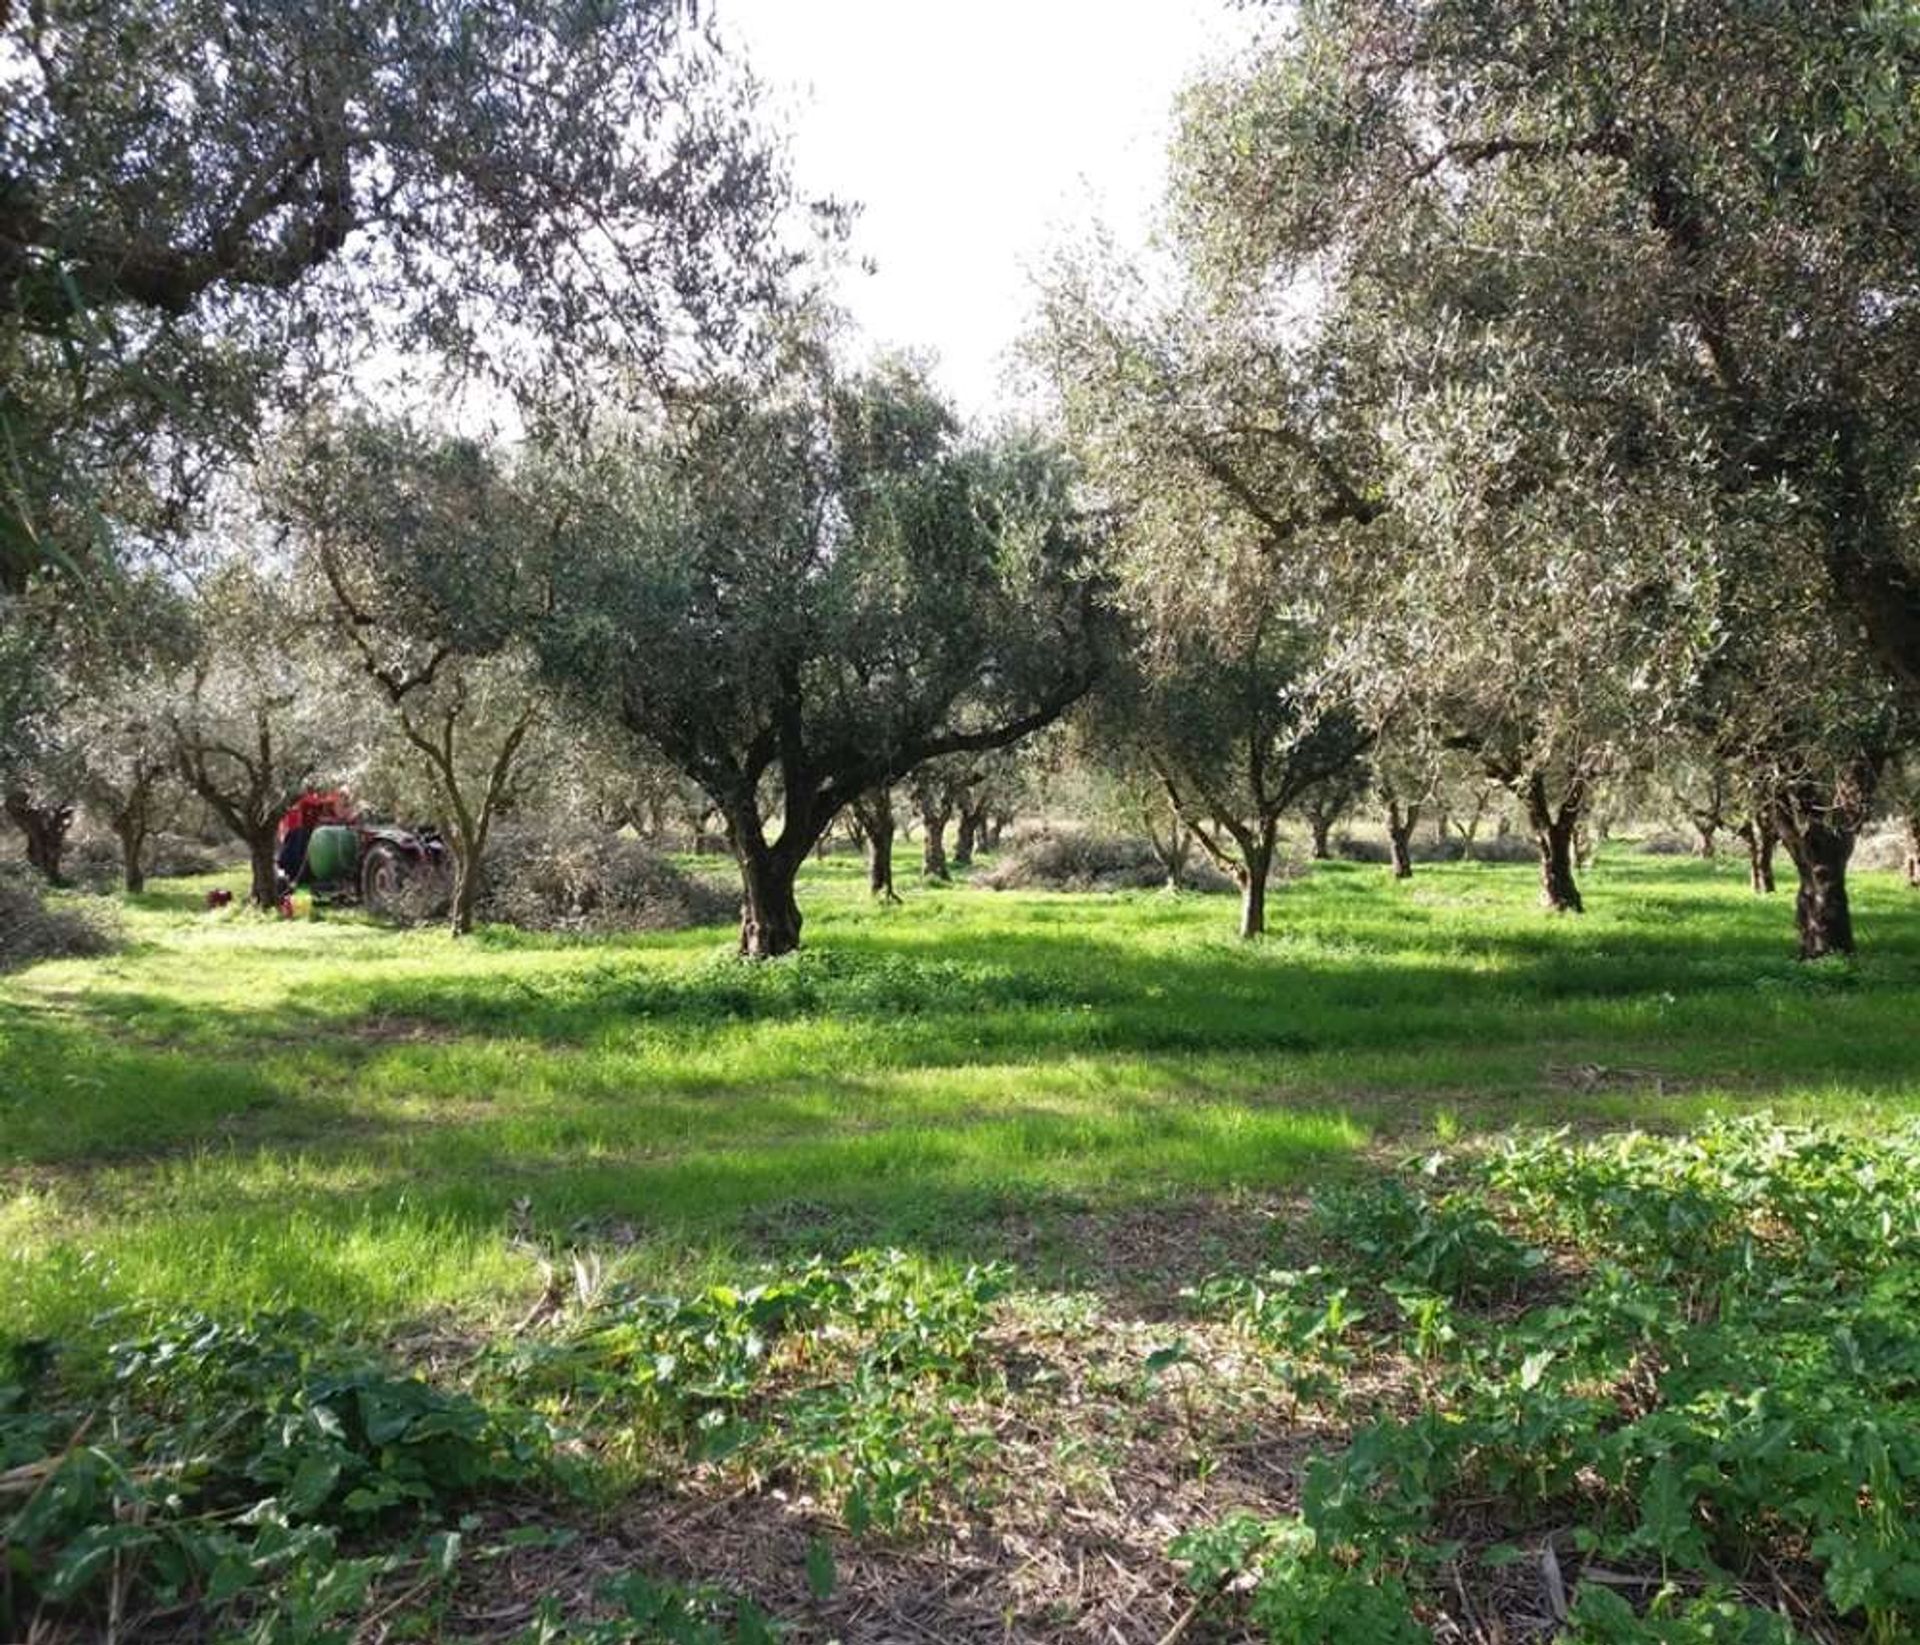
[{"xmin": 360, "ymin": 842, "xmax": 410, "ymax": 914}]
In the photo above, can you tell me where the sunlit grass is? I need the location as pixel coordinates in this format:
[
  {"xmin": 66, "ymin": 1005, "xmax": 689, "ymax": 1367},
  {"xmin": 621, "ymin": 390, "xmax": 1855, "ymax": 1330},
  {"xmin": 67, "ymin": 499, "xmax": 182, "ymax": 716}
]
[{"xmin": 3, "ymin": 849, "xmax": 1917, "ymax": 1340}]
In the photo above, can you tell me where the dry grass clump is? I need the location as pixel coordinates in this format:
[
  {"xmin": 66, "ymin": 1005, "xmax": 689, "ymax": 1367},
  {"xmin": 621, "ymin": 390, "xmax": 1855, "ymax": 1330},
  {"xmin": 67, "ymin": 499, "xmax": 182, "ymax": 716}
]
[
  {"xmin": 476, "ymin": 823, "xmax": 735, "ymax": 932},
  {"xmin": 0, "ymin": 867, "xmax": 118, "ymax": 970},
  {"xmin": 977, "ymin": 825, "xmax": 1232, "ymax": 893}
]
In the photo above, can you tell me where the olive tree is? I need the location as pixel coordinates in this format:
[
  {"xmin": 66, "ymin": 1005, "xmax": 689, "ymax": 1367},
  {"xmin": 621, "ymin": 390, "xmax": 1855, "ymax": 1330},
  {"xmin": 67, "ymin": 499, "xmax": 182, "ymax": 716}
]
[
  {"xmin": 1182, "ymin": 0, "xmax": 1920, "ymax": 696},
  {"xmin": 2, "ymin": 0, "xmax": 798, "ymax": 593},
  {"xmin": 169, "ymin": 562, "xmax": 353, "ymax": 907},
  {"xmin": 1107, "ymin": 598, "xmax": 1370, "ymax": 939},
  {"xmin": 271, "ymin": 416, "xmax": 555, "ymax": 935},
  {"xmin": 540, "ymin": 354, "xmax": 1111, "ymax": 956}
]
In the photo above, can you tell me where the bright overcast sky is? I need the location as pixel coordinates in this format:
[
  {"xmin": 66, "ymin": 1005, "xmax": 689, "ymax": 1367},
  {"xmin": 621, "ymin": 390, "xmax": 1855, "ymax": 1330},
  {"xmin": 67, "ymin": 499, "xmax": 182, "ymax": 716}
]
[{"xmin": 719, "ymin": 2, "xmax": 1265, "ymax": 420}]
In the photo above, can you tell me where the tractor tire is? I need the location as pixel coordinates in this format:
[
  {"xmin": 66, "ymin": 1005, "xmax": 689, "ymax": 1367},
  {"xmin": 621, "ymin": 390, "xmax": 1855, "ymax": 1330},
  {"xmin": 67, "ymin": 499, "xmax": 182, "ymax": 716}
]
[{"xmin": 360, "ymin": 841, "xmax": 410, "ymax": 914}]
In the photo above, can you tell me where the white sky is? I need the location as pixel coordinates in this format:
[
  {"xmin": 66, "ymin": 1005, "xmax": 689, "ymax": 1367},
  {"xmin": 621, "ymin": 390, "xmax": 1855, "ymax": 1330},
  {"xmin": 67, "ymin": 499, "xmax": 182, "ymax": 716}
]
[{"xmin": 718, "ymin": 2, "xmax": 1264, "ymax": 420}]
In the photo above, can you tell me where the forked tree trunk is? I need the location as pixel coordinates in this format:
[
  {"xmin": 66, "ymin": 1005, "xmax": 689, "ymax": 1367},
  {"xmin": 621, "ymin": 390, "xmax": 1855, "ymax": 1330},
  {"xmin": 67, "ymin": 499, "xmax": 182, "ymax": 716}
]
[
  {"xmin": 1784, "ymin": 823, "xmax": 1856, "ymax": 960},
  {"xmin": 986, "ymin": 812, "xmax": 1010, "ymax": 849},
  {"xmin": 1774, "ymin": 758, "xmax": 1881, "ymax": 959},
  {"xmin": 1387, "ymin": 818, "xmax": 1415, "ymax": 879},
  {"xmin": 953, "ymin": 808, "xmax": 978, "ymax": 868},
  {"xmin": 1739, "ymin": 817, "xmax": 1777, "ymax": 894},
  {"xmin": 1694, "ymin": 824, "xmax": 1717, "ymax": 859},
  {"xmin": 921, "ymin": 806, "xmax": 951, "ymax": 882},
  {"xmin": 1537, "ymin": 820, "xmax": 1583, "ymax": 912},
  {"xmin": 956, "ymin": 802, "xmax": 990, "ymax": 866},
  {"xmin": 1519, "ymin": 771, "xmax": 1588, "ymax": 913},
  {"xmin": 1307, "ymin": 812, "xmax": 1333, "ymax": 861}
]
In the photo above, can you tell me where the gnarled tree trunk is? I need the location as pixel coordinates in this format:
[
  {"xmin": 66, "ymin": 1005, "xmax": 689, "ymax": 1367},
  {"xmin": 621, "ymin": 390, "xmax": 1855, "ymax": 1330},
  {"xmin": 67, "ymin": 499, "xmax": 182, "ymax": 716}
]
[
  {"xmin": 1905, "ymin": 814, "xmax": 1920, "ymax": 891},
  {"xmin": 1537, "ymin": 819, "xmax": 1583, "ymax": 912},
  {"xmin": 738, "ymin": 851, "xmax": 803, "ymax": 958},
  {"xmin": 920, "ymin": 800, "xmax": 951, "ymax": 882},
  {"xmin": 852, "ymin": 789, "xmax": 899, "ymax": 903},
  {"xmin": 4, "ymin": 789, "xmax": 75, "ymax": 885},
  {"xmin": 1520, "ymin": 771, "xmax": 1588, "ymax": 914},
  {"xmin": 1306, "ymin": 811, "xmax": 1333, "ymax": 861},
  {"xmin": 954, "ymin": 801, "xmax": 990, "ymax": 867},
  {"xmin": 1738, "ymin": 816, "xmax": 1777, "ymax": 894},
  {"xmin": 1774, "ymin": 758, "xmax": 1881, "ymax": 959},
  {"xmin": 1783, "ymin": 824, "xmax": 1855, "ymax": 960},
  {"xmin": 952, "ymin": 807, "xmax": 977, "ymax": 867}
]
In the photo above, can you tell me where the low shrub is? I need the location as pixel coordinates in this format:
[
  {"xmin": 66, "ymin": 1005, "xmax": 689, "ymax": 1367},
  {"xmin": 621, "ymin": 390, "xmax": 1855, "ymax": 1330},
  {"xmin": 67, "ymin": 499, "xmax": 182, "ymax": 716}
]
[
  {"xmin": 146, "ymin": 830, "xmax": 228, "ymax": 879},
  {"xmin": 976, "ymin": 825, "xmax": 1233, "ymax": 893},
  {"xmin": 476, "ymin": 824, "xmax": 735, "ymax": 933},
  {"xmin": 1853, "ymin": 824, "xmax": 1912, "ymax": 874},
  {"xmin": 1332, "ymin": 833, "xmax": 1390, "ymax": 864}
]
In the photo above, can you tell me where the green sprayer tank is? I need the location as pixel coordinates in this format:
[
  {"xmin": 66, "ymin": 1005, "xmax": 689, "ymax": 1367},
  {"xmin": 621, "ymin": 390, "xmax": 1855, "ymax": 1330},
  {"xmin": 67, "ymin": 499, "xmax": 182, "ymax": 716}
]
[{"xmin": 305, "ymin": 824, "xmax": 360, "ymax": 886}]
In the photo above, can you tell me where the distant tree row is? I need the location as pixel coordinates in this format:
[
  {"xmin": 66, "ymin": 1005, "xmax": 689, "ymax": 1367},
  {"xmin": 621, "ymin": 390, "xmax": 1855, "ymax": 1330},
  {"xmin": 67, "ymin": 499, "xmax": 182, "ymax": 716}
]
[{"xmin": 4, "ymin": 0, "xmax": 1917, "ymax": 961}]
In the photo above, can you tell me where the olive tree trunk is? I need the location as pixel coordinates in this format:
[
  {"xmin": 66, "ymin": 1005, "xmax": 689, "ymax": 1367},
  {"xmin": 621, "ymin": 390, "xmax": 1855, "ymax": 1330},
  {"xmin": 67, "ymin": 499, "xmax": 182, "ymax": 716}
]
[
  {"xmin": 1905, "ymin": 815, "xmax": 1920, "ymax": 891},
  {"xmin": 3, "ymin": 790, "xmax": 74, "ymax": 885},
  {"xmin": 920, "ymin": 802, "xmax": 951, "ymax": 882},
  {"xmin": 1739, "ymin": 817, "xmax": 1777, "ymax": 894},
  {"xmin": 1384, "ymin": 796, "xmax": 1420, "ymax": 881},
  {"xmin": 737, "ymin": 844, "xmax": 805, "ymax": 958},
  {"xmin": 1536, "ymin": 819, "xmax": 1583, "ymax": 912},
  {"xmin": 1237, "ymin": 827, "xmax": 1276, "ymax": 938},
  {"xmin": 1387, "ymin": 820, "xmax": 1415, "ymax": 879},
  {"xmin": 852, "ymin": 790, "xmax": 899, "ymax": 903},
  {"xmin": 248, "ymin": 830, "xmax": 281, "ymax": 909},
  {"xmin": 1784, "ymin": 823, "xmax": 1856, "ymax": 960},
  {"xmin": 114, "ymin": 817, "xmax": 149, "ymax": 893}
]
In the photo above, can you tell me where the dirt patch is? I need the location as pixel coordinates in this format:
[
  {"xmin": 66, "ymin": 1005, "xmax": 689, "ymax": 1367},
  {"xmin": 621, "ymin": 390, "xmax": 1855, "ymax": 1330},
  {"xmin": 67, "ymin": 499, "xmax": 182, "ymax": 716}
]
[{"xmin": 345, "ymin": 1013, "xmax": 467, "ymax": 1046}]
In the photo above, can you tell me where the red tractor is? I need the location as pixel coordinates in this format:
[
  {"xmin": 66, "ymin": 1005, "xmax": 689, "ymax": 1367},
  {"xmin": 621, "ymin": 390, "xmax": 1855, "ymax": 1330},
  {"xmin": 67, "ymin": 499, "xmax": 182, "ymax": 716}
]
[{"xmin": 275, "ymin": 790, "xmax": 448, "ymax": 914}]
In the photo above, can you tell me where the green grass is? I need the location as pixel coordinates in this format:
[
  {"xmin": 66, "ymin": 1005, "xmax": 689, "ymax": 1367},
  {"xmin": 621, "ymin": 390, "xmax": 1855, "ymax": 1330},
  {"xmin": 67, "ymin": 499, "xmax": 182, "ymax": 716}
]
[{"xmin": 3, "ymin": 850, "xmax": 1918, "ymax": 1344}]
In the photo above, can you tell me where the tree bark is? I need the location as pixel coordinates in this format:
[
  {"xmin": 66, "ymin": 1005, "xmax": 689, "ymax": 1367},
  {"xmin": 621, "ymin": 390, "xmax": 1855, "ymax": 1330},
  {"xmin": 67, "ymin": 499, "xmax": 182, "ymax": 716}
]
[
  {"xmin": 114, "ymin": 818, "xmax": 148, "ymax": 893},
  {"xmin": 921, "ymin": 804, "xmax": 951, "ymax": 881},
  {"xmin": 1387, "ymin": 820, "xmax": 1414, "ymax": 879},
  {"xmin": 4, "ymin": 789, "xmax": 74, "ymax": 884},
  {"xmin": 1784, "ymin": 824, "xmax": 1856, "ymax": 960},
  {"xmin": 1383, "ymin": 794, "xmax": 1419, "ymax": 880},
  {"xmin": 1738, "ymin": 817, "xmax": 1777, "ymax": 894},
  {"xmin": 249, "ymin": 831, "xmax": 281, "ymax": 910},
  {"xmin": 953, "ymin": 808, "xmax": 978, "ymax": 868},
  {"xmin": 1905, "ymin": 815, "xmax": 1920, "ymax": 891},
  {"xmin": 737, "ymin": 846, "xmax": 804, "ymax": 958},
  {"xmin": 449, "ymin": 850, "xmax": 481, "ymax": 936},
  {"xmin": 1237, "ymin": 830, "xmax": 1275, "ymax": 938},
  {"xmin": 1307, "ymin": 813, "xmax": 1333, "ymax": 860},
  {"xmin": 1517, "ymin": 770, "xmax": 1588, "ymax": 913},
  {"xmin": 1694, "ymin": 824, "xmax": 1716, "ymax": 859},
  {"xmin": 852, "ymin": 790, "xmax": 899, "ymax": 903},
  {"xmin": 1536, "ymin": 820, "xmax": 1583, "ymax": 912}
]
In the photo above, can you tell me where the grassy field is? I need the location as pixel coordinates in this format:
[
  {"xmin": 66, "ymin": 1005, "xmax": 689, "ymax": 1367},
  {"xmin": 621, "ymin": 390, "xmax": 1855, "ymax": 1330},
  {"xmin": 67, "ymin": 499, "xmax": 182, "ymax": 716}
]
[{"xmin": 4, "ymin": 851, "xmax": 1919, "ymax": 1641}]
